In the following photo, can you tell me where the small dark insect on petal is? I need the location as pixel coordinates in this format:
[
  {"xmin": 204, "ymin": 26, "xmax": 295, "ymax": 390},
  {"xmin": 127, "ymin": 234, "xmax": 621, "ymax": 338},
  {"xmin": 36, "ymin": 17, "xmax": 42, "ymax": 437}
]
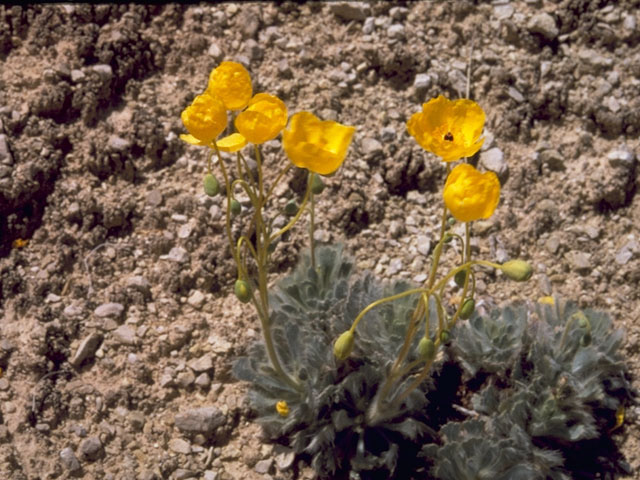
[{"xmin": 444, "ymin": 132, "xmax": 454, "ymax": 142}]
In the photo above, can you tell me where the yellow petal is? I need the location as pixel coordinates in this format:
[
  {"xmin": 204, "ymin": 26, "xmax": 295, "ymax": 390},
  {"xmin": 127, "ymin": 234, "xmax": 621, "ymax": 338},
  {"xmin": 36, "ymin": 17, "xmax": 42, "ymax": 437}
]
[
  {"xmin": 407, "ymin": 95, "xmax": 485, "ymax": 162},
  {"xmin": 235, "ymin": 93, "xmax": 287, "ymax": 144},
  {"xmin": 181, "ymin": 92, "xmax": 227, "ymax": 144},
  {"xmin": 207, "ymin": 61, "xmax": 253, "ymax": 111},
  {"xmin": 217, "ymin": 133, "xmax": 248, "ymax": 152},
  {"xmin": 443, "ymin": 163, "xmax": 500, "ymax": 222},
  {"xmin": 180, "ymin": 133, "xmax": 207, "ymax": 146},
  {"xmin": 283, "ymin": 111, "xmax": 355, "ymax": 175}
]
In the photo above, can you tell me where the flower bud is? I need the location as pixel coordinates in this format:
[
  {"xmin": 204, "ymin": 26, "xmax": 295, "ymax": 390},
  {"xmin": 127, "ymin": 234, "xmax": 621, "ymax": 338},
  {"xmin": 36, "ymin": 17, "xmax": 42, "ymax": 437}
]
[
  {"xmin": 311, "ymin": 175, "xmax": 325, "ymax": 194},
  {"xmin": 454, "ymin": 270, "xmax": 468, "ymax": 288},
  {"xmin": 284, "ymin": 199, "xmax": 298, "ymax": 217},
  {"xmin": 580, "ymin": 332, "xmax": 592, "ymax": 347},
  {"xmin": 333, "ymin": 330, "xmax": 355, "ymax": 361},
  {"xmin": 230, "ymin": 198, "xmax": 242, "ymax": 216},
  {"xmin": 234, "ymin": 279, "xmax": 251, "ymax": 303},
  {"xmin": 276, "ymin": 400, "xmax": 290, "ymax": 417},
  {"xmin": 203, "ymin": 174, "xmax": 220, "ymax": 197},
  {"xmin": 459, "ymin": 298, "xmax": 475, "ymax": 320},
  {"xmin": 500, "ymin": 260, "xmax": 533, "ymax": 282},
  {"xmin": 417, "ymin": 337, "xmax": 436, "ymax": 361},
  {"xmin": 573, "ymin": 311, "xmax": 589, "ymax": 329},
  {"xmin": 440, "ymin": 329, "xmax": 451, "ymax": 345},
  {"xmin": 443, "ymin": 233, "xmax": 453, "ymax": 243}
]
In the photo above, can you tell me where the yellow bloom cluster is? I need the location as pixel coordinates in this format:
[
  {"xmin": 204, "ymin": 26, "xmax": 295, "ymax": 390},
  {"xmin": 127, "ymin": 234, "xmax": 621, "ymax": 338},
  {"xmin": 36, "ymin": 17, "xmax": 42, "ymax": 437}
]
[
  {"xmin": 407, "ymin": 95, "xmax": 500, "ymax": 222},
  {"xmin": 181, "ymin": 61, "xmax": 355, "ymax": 175}
]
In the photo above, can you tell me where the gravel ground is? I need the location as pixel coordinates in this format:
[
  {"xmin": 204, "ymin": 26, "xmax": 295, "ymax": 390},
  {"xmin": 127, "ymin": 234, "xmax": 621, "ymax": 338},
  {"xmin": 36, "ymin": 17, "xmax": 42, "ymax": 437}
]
[{"xmin": 1, "ymin": 2, "xmax": 639, "ymax": 479}]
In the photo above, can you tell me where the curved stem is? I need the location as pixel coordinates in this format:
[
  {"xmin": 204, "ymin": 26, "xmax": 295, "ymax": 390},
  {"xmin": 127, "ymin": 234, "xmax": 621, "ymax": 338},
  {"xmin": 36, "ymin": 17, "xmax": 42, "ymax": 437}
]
[
  {"xmin": 212, "ymin": 142, "xmax": 237, "ymax": 266},
  {"xmin": 269, "ymin": 172, "xmax": 312, "ymax": 243},
  {"xmin": 309, "ymin": 173, "xmax": 316, "ymax": 269},
  {"xmin": 349, "ymin": 287, "xmax": 427, "ymax": 334}
]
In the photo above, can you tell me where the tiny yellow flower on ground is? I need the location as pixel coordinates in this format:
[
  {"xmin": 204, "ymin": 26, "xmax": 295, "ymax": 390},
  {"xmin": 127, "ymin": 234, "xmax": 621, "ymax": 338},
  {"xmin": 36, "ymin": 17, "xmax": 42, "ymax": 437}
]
[
  {"xmin": 407, "ymin": 95, "xmax": 485, "ymax": 162},
  {"xmin": 235, "ymin": 93, "xmax": 288, "ymax": 144},
  {"xmin": 12, "ymin": 238, "xmax": 28, "ymax": 249},
  {"xmin": 283, "ymin": 112, "xmax": 356, "ymax": 175},
  {"xmin": 538, "ymin": 296, "xmax": 555, "ymax": 305},
  {"xmin": 443, "ymin": 163, "xmax": 500, "ymax": 222},
  {"xmin": 180, "ymin": 92, "xmax": 227, "ymax": 144},
  {"xmin": 207, "ymin": 61, "xmax": 253, "ymax": 111},
  {"xmin": 276, "ymin": 400, "xmax": 290, "ymax": 417}
]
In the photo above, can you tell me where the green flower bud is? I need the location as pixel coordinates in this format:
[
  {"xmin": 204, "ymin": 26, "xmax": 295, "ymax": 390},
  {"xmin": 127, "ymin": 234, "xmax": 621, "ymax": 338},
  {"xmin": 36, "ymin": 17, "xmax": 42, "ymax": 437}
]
[
  {"xmin": 284, "ymin": 199, "xmax": 298, "ymax": 216},
  {"xmin": 203, "ymin": 173, "xmax": 220, "ymax": 197},
  {"xmin": 500, "ymin": 260, "xmax": 533, "ymax": 282},
  {"xmin": 234, "ymin": 279, "xmax": 251, "ymax": 303},
  {"xmin": 417, "ymin": 337, "xmax": 436, "ymax": 361},
  {"xmin": 454, "ymin": 270, "xmax": 468, "ymax": 288},
  {"xmin": 440, "ymin": 329, "xmax": 451, "ymax": 345},
  {"xmin": 447, "ymin": 216, "xmax": 456, "ymax": 226},
  {"xmin": 311, "ymin": 175, "xmax": 325, "ymax": 194},
  {"xmin": 580, "ymin": 332, "xmax": 592, "ymax": 347},
  {"xmin": 459, "ymin": 298, "xmax": 475, "ymax": 320},
  {"xmin": 230, "ymin": 198, "xmax": 241, "ymax": 216},
  {"xmin": 573, "ymin": 311, "xmax": 589, "ymax": 329},
  {"xmin": 333, "ymin": 330, "xmax": 355, "ymax": 361},
  {"xmin": 443, "ymin": 233, "xmax": 453, "ymax": 243}
]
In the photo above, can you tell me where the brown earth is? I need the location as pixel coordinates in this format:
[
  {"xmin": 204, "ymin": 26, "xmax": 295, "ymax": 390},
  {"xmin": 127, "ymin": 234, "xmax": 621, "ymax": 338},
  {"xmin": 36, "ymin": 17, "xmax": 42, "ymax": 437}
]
[{"xmin": 1, "ymin": 2, "xmax": 639, "ymax": 479}]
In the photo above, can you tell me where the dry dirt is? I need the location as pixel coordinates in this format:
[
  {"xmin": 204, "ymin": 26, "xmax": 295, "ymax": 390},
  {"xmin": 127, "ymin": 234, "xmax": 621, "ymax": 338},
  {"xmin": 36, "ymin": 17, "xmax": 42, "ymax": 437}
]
[{"xmin": 1, "ymin": 2, "xmax": 640, "ymax": 479}]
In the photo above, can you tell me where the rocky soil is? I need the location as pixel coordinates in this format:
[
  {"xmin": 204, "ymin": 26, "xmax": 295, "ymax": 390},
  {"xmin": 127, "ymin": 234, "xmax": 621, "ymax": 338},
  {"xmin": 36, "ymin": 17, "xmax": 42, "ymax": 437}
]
[{"xmin": 1, "ymin": 1, "xmax": 640, "ymax": 479}]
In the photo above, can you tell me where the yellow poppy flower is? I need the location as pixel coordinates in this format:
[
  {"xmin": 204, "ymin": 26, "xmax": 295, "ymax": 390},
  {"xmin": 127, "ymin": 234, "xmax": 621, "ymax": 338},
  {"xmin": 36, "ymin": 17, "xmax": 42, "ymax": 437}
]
[
  {"xmin": 180, "ymin": 92, "xmax": 227, "ymax": 144},
  {"xmin": 234, "ymin": 93, "xmax": 288, "ymax": 144},
  {"xmin": 283, "ymin": 112, "xmax": 356, "ymax": 175},
  {"xmin": 407, "ymin": 95, "xmax": 485, "ymax": 162},
  {"xmin": 443, "ymin": 163, "xmax": 500, "ymax": 222},
  {"xmin": 207, "ymin": 61, "xmax": 253, "ymax": 111}
]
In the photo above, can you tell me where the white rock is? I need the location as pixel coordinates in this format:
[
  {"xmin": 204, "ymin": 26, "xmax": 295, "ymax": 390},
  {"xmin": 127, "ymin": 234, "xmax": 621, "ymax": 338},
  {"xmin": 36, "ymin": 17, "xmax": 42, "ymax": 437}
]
[
  {"xmin": 113, "ymin": 325, "xmax": 137, "ymax": 346},
  {"xmin": 413, "ymin": 73, "xmax": 431, "ymax": 90},
  {"xmin": 480, "ymin": 148, "xmax": 509, "ymax": 183},
  {"xmin": 168, "ymin": 438, "xmax": 191, "ymax": 455},
  {"xmin": 161, "ymin": 247, "xmax": 189, "ymax": 263},
  {"xmin": 94, "ymin": 302, "xmax": 124, "ymax": 318},
  {"xmin": 528, "ymin": 12, "xmax": 558, "ymax": 40},
  {"xmin": 187, "ymin": 290, "xmax": 206, "ymax": 309}
]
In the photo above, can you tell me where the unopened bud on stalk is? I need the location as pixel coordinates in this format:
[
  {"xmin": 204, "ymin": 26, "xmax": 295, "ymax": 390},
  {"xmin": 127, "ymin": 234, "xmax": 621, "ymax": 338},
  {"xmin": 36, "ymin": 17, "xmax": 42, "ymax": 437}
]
[
  {"xmin": 500, "ymin": 260, "xmax": 533, "ymax": 282},
  {"xmin": 454, "ymin": 270, "xmax": 468, "ymax": 288},
  {"xmin": 581, "ymin": 332, "xmax": 592, "ymax": 347},
  {"xmin": 443, "ymin": 233, "xmax": 453, "ymax": 243},
  {"xmin": 333, "ymin": 330, "xmax": 355, "ymax": 360},
  {"xmin": 230, "ymin": 198, "xmax": 242, "ymax": 216},
  {"xmin": 574, "ymin": 311, "xmax": 590, "ymax": 329},
  {"xmin": 311, "ymin": 175, "xmax": 325, "ymax": 194},
  {"xmin": 459, "ymin": 298, "xmax": 475, "ymax": 320},
  {"xmin": 417, "ymin": 337, "xmax": 436, "ymax": 361},
  {"xmin": 440, "ymin": 329, "xmax": 451, "ymax": 345},
  {"xmin": 284, "ymin": 199, "xmax": 298, "ymax": 216},
  {"xmin": 203, "ymin": 173, "xmax": 220, "ymax": 196},
  {"xmin": 234, "ymin": 279, "xmax": 251, "ymax": 303}
]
